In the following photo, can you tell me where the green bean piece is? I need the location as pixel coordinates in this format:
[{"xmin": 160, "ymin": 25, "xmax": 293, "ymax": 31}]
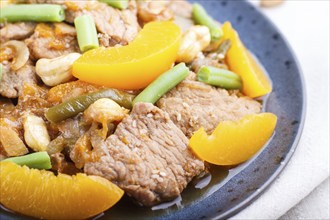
[
  {"xmin": 133, "ymin": 63, "xmax": 189, "ymax": 105},
  {"xmin": 3, "ymin": 152, "xmax": 51, "ymax": 170},
  {"xmin": 192, "ymin": 3, "xmax": 223, "ymax": 42},
  {"xmin": 74, "ymin": 15, "xmax": 99, "ymax": 52},
  {"xmin": 45, "ymin": 89, "xmax": 135, "ymax": 123},
  {"xmin": 197, "ymin": 66, "xmax": 242, "ymax": 90},
  {"xmin": 0, "ymin": 4, "xmax": 65, "ymax": 22},
  {"xmin": 99, "ymin": 0, "xmax": 129, "ymax": 10}
]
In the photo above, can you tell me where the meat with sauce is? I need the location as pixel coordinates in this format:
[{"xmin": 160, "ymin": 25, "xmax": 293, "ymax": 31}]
[
  {"xmin": 64, "ymin": 0, "xmax": 140, "ymax": 46},
  {"xmin": 25, "ymin": 22, "xmax": 79, "ymax": 60},
  {"xmin": 157, "ymin": 73, "xmax": 262, "ymax": 138},
  {"xmin": 0, "ymin": 62, "xmax": 37, "ymax": 98},
  {"xmin": 0, "ymin": 22, "xmax": 36, "ymax": 43},
  {"xmin": 84, "ymin": 103, "xmax": 204, "ymax": 206}
]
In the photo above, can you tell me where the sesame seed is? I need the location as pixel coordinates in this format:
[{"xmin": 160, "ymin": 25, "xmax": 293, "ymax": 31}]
[
  {"xmin": 176, "ymin": 113, "xmax": 182, "ymax": 121},
  {"xmin": 147, "ymin": 113, "xmax": 153, "ymax": 118},
  {"xmin": 132, "ymin": 120, "xmax": 137, "ymax": 127},
  {"xmin": 159, "ymin": 172, "xmax": 167, "ymax": 177}
]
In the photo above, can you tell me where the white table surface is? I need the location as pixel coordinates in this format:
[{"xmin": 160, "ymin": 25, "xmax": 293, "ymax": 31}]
[{"xmin": 231, "ymin": 1, "xmax": 330, "ymax": 219}]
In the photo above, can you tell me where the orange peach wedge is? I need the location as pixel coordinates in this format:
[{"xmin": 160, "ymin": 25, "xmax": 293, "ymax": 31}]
[
  {"xmin": 189, "ymin": 113, "xmax": 277, "ymax": 165},
  {"xmin": 73, "ymin": 21, "xmax": 181, "ymax": 90},
  {"xmin": 222, "ymin": 22, "xmax": 272, "ymax": 98},
  {"xmin": 0, "ymin": 161, "xmax": 123, "ymax": 219}
]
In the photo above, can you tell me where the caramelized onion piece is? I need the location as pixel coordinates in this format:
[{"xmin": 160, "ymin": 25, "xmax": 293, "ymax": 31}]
[{"xmin": 2, "ymin": 40, "xmax": 29, "ymax": 70}]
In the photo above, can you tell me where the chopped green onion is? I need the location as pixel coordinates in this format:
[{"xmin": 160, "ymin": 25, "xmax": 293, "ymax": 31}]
[
  {"xmin": 0, "ymin": 4, "xmax": 65, "ymax": 22},
  {"xmin": 197, "ymin": 66, "xmax": 242, "ymax": 90},
  {"xmin": 3, "ymin": 152, "xmax": 51, "ymax": 170},
  {"xmin": 74, "ymin": 15, "xmax": 99, "ymax": 52},
  {"xmin": 133, "ymin": 63, "xmax": 189, "ymax": 105},
  {"xmin": 45, "ymin": 89, "xmax": 135, "ymax": 123},
  {"xmin": 192, "ymin": 3, "xmax": 223, "ymax": 42},
  {"xmin": 99, "ymin": 0, "xmax": 129, "ymax": 10}
]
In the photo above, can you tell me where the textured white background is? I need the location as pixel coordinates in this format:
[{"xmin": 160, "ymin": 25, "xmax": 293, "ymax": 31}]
[{"xmin": 230, "ymin": 1, "xmax": 330, "ymax": 219}]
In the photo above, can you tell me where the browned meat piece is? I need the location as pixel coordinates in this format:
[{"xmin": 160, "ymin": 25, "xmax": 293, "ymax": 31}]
[
  {"xmin": 98, "ymin": 33, "xmax": 119, "ymax": 48},
  {"xmin": 84, "ymin": 103, "xmax": 204, "ymax": 206},
  {"xmin": 51, "ymin": 153, "xmax": 81, "ymax": 175},
  {"xmin": 25, "ymin": 22, "xmax": 79, "ymax": 60},
  {"xmin": 157, "ymin": 74, "xmax": 262, "ymax": 138},
  {"xmin": 0, "ymin": 98, "xmax": 15, "ymax": 118},
  {"xmin": 0, "ymin": 62, "xmax": 37, "ymax": 98},
  {"xmin": 0, "ymin": 22, "xmax": 36, "ymax": 43},
  {"xmin": 17, "ymin": 84, "xmax": 52, "ymax": 121},
  {"xmin": 0, "ymin": 84, "xmax": 52, "ymax": 146},
  {"xmin": 64, "ymin": 1, "xmax": 140, "ymax": 46}
]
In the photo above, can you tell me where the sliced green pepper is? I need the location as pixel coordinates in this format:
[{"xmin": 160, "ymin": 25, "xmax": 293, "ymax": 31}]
[
  {"xmin": 3, "ymin": 152, "xmax": 51, "ymax": 170},
  {"xmin": 45, "ymin": 89, "xmax": 135, "ymax": 123}
]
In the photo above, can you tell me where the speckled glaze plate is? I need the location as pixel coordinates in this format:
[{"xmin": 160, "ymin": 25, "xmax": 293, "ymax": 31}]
[{"xmin": 0, "ymin": 0, "xmax": 305, "ymax": 220}]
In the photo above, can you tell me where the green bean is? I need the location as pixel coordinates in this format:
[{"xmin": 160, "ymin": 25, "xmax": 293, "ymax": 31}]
[
  {"xmin": 74, "ymin": 15, "xmax": 99, "ymax": 52},
  {"xmin": 197, "ymin": 66, "xmax": 242, "ymax": 90},
  {"xmin": 99, "ymin": 0, "xmax": 129, "ymax": 10},
  {"xmin": 192, "ymin": 3, "xmax": 223, "ymax": 42},
  {"xmin": 3, "ymin": 152, "xmax": 51, "ymax": 170},
  {"xmin": 133, "ymin": 63, "xmax": 189, "ymax": 105},
  {"xmin": 0, "ymin": 4, "xmax": 65, "ymax": 22},
  {"xmin": 45, "ymin": 89, "xmax": 135, "ymax": 123}
]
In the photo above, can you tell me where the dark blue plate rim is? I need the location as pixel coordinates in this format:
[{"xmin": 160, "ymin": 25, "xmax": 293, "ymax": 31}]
[{"xmin": 214, "ymin": 1, "xmax": 307, "ymax": 219}]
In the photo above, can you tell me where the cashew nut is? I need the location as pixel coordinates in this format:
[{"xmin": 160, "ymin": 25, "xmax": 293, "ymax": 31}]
[
  {"xmin": 23, "ymin": 114, "xmax": 50, "ymax": 152},
  {"xmin": 84, "ymin": 98, "xmax": 129, "ymax": 138},
  {"xmin": 176, "ymin": 25, "xmax": 211, "ymax": 63},
  {"xmin": 36, "ymin": 53, "xmax": 81, "ymax": 86},
  {"xmin": 84, "ymin": 98, "xmax": 129, "ymax": 124}
]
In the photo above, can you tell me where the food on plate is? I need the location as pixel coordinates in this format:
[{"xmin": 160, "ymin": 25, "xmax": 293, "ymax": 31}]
[
  {"xmin": 189, "ymin": 113, "xmax": 277, "ymax": 165},
  {"xmin": 3, "ymin": 152, "xmax": 51, "ymax": 169},
  {"xmin": 74, "ymin": 15, "xmax": 99, "ymax": 52},
  {"xmin": 72, "ymin": 21, "xmax": 181, "ymax": 90},
  {"xmin": 0, "ymin": 0, "xmax": 277, "ymax": 218},
  {"xmin": 222, "ymin": 21, "xmax": 272, "ymax": 97},
  {"xmin": 0, "ymin": 161, "xmax": 123, "ymax": 219}
]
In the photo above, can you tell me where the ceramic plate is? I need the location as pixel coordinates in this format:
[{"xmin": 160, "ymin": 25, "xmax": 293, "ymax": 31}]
[{"xmin": 0, "ymin": 0, "xmax": 305, "ymax": 219}]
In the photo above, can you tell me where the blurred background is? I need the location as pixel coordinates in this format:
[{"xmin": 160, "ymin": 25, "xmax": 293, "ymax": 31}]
[{"xmin": 232, "ymin": 0, "xmax": 329, "ymax": 219}]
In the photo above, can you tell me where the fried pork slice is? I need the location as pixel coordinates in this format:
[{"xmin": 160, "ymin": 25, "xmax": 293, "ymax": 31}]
[
  {"xmin": 0, "ymin": 22, "xmax": 36, "ymax": 43},
  {"xmin": 64, "ymin": 0, "xmax": 140, "ymax": 46},
  {"xmin": 0, "ymin": 62, "xmax": 37, "ymax": 98},
  {"xmin": 157, "ymin": 73, "xmax": 262, "ymax": 138},
  {"xmin": 84, "ymin": 103, "xmax": 204, "ymax": 206},
  {"xmin": 25, "ymin": 22, "xmax": 79, "ymax": 60}
]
